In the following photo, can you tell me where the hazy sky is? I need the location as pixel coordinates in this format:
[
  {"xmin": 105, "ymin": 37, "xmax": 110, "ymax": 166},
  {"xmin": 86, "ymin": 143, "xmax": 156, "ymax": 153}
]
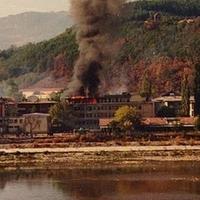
[{"xmin": 0, "ymin": 0, "xmax": 70, "ymax": 17}]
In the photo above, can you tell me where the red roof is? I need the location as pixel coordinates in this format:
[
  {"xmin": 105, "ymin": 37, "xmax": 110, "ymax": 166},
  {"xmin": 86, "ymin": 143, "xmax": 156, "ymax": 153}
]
[
  {"xmin": 142, "ymin": 118, "xmax": 167, "ymax": 126},
  {"xmin": 142, "ymin": 117, "xmax": 196, "ymax": 126},
  {"xmin": 179, "ymin": 117, "xmax": 196, "ymax": 125},
  {"xmin": 99, "ymin": 118, "xmax": 113, "ymax": 127}
]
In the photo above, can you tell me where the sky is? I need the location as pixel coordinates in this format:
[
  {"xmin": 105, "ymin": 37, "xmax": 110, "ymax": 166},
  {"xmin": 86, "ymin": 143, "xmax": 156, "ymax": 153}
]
[{"xmin": 0, "ymin": 0, "xmax": 70, "ymax": 17}]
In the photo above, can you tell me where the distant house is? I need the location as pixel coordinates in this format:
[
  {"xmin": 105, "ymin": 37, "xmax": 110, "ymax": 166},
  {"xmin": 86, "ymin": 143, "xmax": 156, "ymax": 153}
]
[
  {"xmin": 19, "ymin": 88, "xmax": 63, "ymax": 101},
  {"xmin": 152, "ymin": 92, "xmax": 195, "ymax": 117}
]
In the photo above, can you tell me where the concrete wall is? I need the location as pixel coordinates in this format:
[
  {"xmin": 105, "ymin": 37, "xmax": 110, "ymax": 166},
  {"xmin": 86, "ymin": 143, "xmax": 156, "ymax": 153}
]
[{"xmin": 24, "ymin": 114, "xmax": 49, "ymax": 134}]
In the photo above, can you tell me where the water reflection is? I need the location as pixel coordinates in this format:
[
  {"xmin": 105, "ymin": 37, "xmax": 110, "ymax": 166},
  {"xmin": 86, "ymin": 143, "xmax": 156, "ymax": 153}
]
[{"xmin": 0, "ymin": 162, "xmax": 200, "ymax": 200}]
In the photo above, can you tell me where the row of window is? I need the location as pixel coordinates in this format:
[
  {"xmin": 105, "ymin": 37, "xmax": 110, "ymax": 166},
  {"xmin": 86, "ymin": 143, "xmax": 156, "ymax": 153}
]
[
  {"xmin": 0, "ymin": 119, "xmax": 24, "ymax": 124},
  {"xmin": 78, "ymin": 113, "xmax": 114, "ymax": 118},
  {"xmin": 74, "ymin": 105, "xmax": 120, "ymax": 111},
  {"xmin": 9, "ymin": 119, "xmax": 24, "ymax": 124},
  {"xmin": 8, "ymin": 126, "xmax": 21, "ymax": 129},
  {"xmin": 76, "ymin": 120, "xmax": 99, "ymax": 126},
  {"xmin": 97, "ymin": 98, "xmax": 130, "ymax": 103}
]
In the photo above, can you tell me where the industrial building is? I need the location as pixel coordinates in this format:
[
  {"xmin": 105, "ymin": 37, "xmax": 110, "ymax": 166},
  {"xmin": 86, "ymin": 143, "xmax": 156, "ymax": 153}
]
[{"xmin": 67, "ymin": 93, "xmax": 140, "ymax": 129}]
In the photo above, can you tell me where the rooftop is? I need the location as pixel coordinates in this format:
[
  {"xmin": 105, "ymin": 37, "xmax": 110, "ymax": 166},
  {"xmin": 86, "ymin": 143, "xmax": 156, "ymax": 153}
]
[
  {"xmin": 19, "ymin": 88, "xmax": 64, "ymax": 92},
  {"xmin": 18, "ymin": 101, "xmax": 57, "ymax": 104},
  {"xmin": 99, "ymin": 118, "xmax": 113, "ymax": 127},
  {"xmin": 142, "ymin": 117, "xmax": 196, "ymax": 126},
  {"xmin": 23, "ymin": 113, "xmax": 50, "ymax": 117}
]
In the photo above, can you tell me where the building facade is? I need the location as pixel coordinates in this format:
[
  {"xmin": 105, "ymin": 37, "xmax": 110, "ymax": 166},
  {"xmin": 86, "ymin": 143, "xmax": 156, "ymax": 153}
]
[
  {"xmin": 23, "ymin": 113, "xmax": 50, "ymax": 135},
  {"xmin": 17, "ymin": 101, "xmax": 56, "ymax": 116},
  {"xmin": 67, "ymin": 93, "xmax": 133, "ymax": 129}
]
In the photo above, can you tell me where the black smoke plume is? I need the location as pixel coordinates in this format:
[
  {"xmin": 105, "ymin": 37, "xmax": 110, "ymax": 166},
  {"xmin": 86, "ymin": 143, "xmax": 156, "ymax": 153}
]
[{"xmin": 67, "ymin": 0, "xmax": 125, "ymax": 97}]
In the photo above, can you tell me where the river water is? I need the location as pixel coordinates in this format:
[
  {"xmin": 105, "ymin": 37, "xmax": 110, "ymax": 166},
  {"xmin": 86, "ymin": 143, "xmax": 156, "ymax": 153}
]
[{"xmin": 0, "ymin": 162, "xmax": 200, "ymax": 200}]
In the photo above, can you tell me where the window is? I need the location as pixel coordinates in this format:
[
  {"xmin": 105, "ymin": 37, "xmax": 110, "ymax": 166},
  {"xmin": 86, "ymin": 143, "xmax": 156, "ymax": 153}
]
[
  {"xmin": 75, "ymin": 106, "xmax": 80, "ymax": 111},
  {"xmin": 87, "ymin": 107, "xmax": 92, "ymax": 111}
]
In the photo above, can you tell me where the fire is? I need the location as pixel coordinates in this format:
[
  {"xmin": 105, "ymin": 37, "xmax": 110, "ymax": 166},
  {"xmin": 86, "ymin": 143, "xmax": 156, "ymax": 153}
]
[{"xmin": 68, "ymin": 96, "xmax": 97, "ymax": 105}]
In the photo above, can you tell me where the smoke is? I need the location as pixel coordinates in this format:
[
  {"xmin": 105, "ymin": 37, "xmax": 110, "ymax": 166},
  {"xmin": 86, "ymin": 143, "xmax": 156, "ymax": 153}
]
[{"xmin": 67, "ymin": 0, "xmax": 125, "ymax": 97}]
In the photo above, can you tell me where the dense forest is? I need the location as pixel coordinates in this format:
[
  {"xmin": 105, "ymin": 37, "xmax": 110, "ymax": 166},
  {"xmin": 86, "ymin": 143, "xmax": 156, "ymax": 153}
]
[{"xmin": 0, "ymin": 0, "xmax": 199, "ymax": 97}]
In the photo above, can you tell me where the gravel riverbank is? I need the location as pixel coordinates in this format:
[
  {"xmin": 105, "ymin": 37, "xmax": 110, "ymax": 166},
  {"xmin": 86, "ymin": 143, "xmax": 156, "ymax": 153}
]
[{"xmin": 1, "ymin": 145, "xmax": 200, "ymax": 169}]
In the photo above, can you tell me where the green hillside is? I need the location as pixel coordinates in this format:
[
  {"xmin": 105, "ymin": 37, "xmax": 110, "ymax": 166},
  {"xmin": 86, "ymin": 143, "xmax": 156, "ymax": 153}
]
[{"xmin": 0, "ymin": 0, "xmax": 199, "ymax": 97}]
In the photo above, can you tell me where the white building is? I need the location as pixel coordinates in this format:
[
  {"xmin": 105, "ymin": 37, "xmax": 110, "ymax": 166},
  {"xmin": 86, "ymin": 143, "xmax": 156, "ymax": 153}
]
[
  {"xmin": 19, "ymin": 88, "xmax": 63, "ymax": 101},
  {"xmin": 23, "ymin": 113, "xmax": 50, "ymax": 135},
  {"xmin": 152, "ymin": 92, "xmax": 195, "ymax": 117}
]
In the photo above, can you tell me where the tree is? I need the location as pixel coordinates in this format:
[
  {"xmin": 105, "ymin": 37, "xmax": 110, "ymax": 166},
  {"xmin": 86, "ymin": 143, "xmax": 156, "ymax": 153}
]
[
  {"xmin": 157, "ymin": 105, "xmax": 176, "ymax": 117},
  {"xmin": 24, "ymin": 115, "xmax": 42, "ymax": 138},
  {"xmin": 49, "ymin": 101, "xmax": 75, "ymax": 131},
  {"xmin": 50, "ymin": 91, "xmax": 63, "ymax": 102},
  {"xmin": 112, "ymin": 106, "xmax": 141, "ymax": 134},
  {"xmin": 14, "ymin": 92, "xmax": 25, "ymax": 102},
  {"xmin": 194, "ymin": 62, "xmax": 200, "ymax": 116},
  {"xmin": 140, "ymin": 71, "xmax": 152, "ymax": 101},
  {"xmin": 7, "ymin": 80, "xmax": 19, "ymax": 99},
  {"xmin": 181, "ymin": 74, "xmax": 190, "ymax": 116}
]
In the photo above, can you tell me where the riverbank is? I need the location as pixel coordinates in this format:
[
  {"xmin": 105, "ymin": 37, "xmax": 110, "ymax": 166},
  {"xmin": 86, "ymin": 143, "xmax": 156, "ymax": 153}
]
[{"xmin": 1, "ymin": 145, "xmax": 200, "ymax": 169}]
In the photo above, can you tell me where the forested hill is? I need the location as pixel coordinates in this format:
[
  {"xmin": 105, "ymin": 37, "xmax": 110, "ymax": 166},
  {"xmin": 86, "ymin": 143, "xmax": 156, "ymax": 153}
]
[
  {"xmin": 0, "ymin": 0, "xmax": 199, "ymax": 97},
  {"xmin": 0, "ymin": 11, "xmax": 73, "ymax": 50}
]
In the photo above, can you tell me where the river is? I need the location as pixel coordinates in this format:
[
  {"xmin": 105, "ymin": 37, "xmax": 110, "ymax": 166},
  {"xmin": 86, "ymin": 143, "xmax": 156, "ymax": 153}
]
[{"xmin": 0, "ymin": 162, "xmax": 200, "ymax": 200}]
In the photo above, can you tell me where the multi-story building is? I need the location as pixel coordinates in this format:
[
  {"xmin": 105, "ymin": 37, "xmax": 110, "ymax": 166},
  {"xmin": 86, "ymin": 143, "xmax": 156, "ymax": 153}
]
[
  {"xmin": 0, "ymin": 114, "xmax": 50, "ymax": 135},
  {"xmin": 6, "ymin": 117, "xmax": 24, "ymax": 134},
  {"xmin": 0, "ymin": 97, "xmax": 56, "ymax": 134},
  {"xmin": 67, "ymin": 93, "xmax": 134, "ymax": 129}
]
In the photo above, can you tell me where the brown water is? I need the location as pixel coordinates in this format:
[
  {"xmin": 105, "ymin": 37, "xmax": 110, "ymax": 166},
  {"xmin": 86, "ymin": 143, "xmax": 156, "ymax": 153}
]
[{"xmin": 0, "ymin": 162, "xmax": 200, "ymax": 200}]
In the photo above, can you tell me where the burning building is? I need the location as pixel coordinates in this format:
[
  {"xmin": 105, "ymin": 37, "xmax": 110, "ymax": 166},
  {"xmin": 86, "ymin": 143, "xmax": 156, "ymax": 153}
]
[{"xmin": 67, "ymin": 93, "xmax": 132, "ymax": 129}]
